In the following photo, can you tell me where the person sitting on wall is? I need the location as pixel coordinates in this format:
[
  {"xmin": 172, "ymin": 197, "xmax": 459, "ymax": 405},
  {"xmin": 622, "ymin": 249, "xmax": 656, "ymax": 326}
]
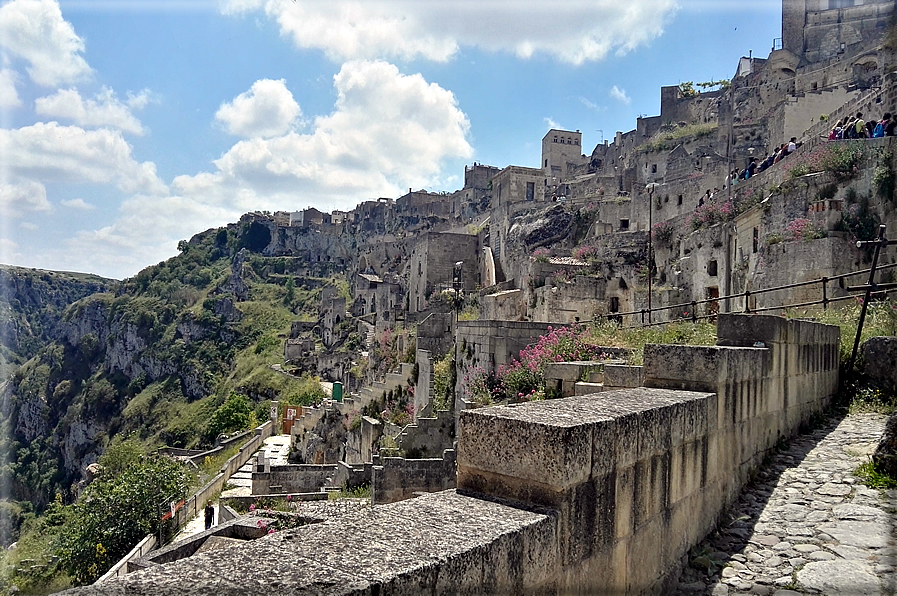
[
  {"xmin": 854, "ymin": 113, "xmax": 867, "ymax": 138},
  {"xmin": 886, "ymin": 113, "xmax": 897, "ymax": 137},
  {"xmin": 787, "ymin": 137, "xmax": 798, "ymax": 154},
  {"xmin": 829, "ymin": 119, "xmax": 844, "ymax": 140}
]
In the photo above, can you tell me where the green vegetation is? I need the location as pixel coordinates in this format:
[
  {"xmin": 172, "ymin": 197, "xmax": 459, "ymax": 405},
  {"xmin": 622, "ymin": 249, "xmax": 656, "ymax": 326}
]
[
  {"xmin": 585, "ymin": 320, "xmax": 717, "ymax": 365},
  {"xmin": 813, "ymin": 299, "xmax": 897, "ymax": 366},
  {"xmin": 644, "ymin": 123, "xmax": 718, "ymax": 152},
  {"xmin": 432, "ymin": 351, "xmax": 455, "ymax": 412},
  {"xmin": 853, "ymin": 460, "xmax": 897, "ymax": 489},
  {"xmin": 56, "ymin": 440, "xmax": 190, "ymax": 585},
  {"xmin": 327, "ymin": 484, "xmax": 371, "ymax": 500}
]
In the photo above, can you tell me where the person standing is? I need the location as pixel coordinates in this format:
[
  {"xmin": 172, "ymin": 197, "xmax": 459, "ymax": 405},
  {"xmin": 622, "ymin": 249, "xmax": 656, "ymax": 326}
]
[{"xmin": 204, "ymin": 500, "xmax": 215, "ymax": 530}]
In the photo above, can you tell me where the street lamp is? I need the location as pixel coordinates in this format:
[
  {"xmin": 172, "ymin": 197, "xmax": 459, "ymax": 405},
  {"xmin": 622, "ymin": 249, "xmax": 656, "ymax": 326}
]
[{"xmin": 645, "ymin": 183, "xmax": 660, "ymax": 323}]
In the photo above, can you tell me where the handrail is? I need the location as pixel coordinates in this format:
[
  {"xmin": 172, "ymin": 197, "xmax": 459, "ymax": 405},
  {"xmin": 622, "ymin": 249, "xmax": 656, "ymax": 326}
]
[{"xmin": 597, "ymin": 262, "xmax": 897, "ymax": 329}]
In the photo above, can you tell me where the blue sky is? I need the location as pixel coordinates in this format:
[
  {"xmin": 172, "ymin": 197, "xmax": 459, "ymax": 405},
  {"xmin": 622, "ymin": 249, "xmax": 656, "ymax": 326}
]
[{"xmin": 0, "ymin": 0, "xmax": 781, "ymax": 279}]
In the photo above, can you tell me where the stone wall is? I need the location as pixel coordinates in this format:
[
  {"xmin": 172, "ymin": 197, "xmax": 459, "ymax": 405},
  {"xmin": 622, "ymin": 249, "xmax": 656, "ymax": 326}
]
[
  {"xmin": 252, "ymin": 464, "xmax": 337, "ymax": 495},
  {"xmin": 393, "ymin": 409, "xmax": 454, "ymax": 459},
  {"xmin": 456, "ymin": 313, "xmax": 839, "ymax": 594},
  {"xmin": 415, "ymin": 312, "xmax": 454, "ymax": 359},
  {"xmin": 373, "ymin": 449, "xmax": 457, "ymax": 504},
  {"xmin": 453, "ymin": 320, "xmax": 557, "ymax": 414},
  {"xmin": 66, "ymin": 315, "xmax": 840, "ymax": 596}
]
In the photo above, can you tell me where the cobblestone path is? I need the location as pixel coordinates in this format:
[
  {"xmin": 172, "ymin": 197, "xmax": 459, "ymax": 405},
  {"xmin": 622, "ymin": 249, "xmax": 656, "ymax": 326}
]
[{"xmin": 674, "ymin": 412, "xmax": 896, "ymax": 596}]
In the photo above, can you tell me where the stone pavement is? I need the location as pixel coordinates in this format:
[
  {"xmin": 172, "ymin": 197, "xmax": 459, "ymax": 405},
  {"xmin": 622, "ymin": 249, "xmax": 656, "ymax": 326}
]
[
  {"xmin": 673, "ymin": 412, "xmax": 896, "ymax": 596},
  {"xmin": 176, "ymin": 434, "xmax": 295, "ymax": 541}
]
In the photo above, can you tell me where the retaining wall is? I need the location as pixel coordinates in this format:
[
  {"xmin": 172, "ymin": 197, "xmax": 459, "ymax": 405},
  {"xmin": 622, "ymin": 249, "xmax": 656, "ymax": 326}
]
[
  {"xmin": 71, "ymin": 314, "xmax": 840, "ymax": 595},
  {"xmin": 373, "ymin": 448, "xmax": 457, "ymax": 504},
  {"xmin": 456, "ymin": 314, "xmax": 839, "ymax": 593},
  {"xmin": 94, "ymin": 421, "xmax": 274, "ymax": 584},
  {"xmin": 252, "ymin": 464, "xmax": 337, "ymax": 495}
]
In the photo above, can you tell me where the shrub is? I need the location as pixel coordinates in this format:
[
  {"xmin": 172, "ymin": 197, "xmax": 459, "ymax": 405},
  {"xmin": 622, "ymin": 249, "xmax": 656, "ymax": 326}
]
[
  {"xmin": 651, "ymin": 220, "xmax": 675, "ymax": 245},
  {"xmin": 785, "ymin": 218, "xmax": 826, "ymax": 242}
]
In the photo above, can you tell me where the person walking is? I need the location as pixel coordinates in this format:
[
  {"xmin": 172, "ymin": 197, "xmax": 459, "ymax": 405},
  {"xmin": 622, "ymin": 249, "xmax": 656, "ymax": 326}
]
[{"xmin": 204, "ymin": 500, "xmax": 215, "ymax": 530}]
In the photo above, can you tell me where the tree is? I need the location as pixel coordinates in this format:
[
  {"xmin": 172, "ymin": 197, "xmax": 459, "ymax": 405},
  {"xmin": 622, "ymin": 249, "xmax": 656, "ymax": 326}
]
[
  {"xmin": 57, "ymin": 446, "xmax": 189, "ymax": 585},
  {"xmin": 204, "ymin": 392, "xmax": 252, "ymax": 443}
]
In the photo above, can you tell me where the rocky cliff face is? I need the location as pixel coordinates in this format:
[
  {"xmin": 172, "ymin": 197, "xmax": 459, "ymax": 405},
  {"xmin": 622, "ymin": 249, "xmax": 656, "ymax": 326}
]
[{"xmin": 0, "ymin": 266, "xmax": 114, "ymax": 371}]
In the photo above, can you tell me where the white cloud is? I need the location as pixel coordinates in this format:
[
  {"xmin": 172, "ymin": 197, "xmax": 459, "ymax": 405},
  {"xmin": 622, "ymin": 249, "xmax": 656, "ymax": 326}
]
[
  {"xmin": 223, "ymin": 0, "xmax": 677, "ymax": 65},
  {"xmin": 0, "ymin": 0, "xmax": 92, "ymax": 86},
  {"xmin": 51, "ymin": 193, "xmax": 236, "ymax": 280},
  {"xmin": 544, "ymin": 117, "xmax": 561, "ymax": 130},
  {"xmin": 61, "ymin": 197, "xmax": 94, "ymax": 210},
  {"xmin": 19, "ymin": 221, "xmax": 37, "ymax": 230},
  {"xmin": 610, "ymin": 85, "xmax": 631, "ymax": 105},
  {"xmin": 579, "ymin": 96, "xmax": 604, "ymax": 112},
  {"xmin": 215, "ymin": 78, "xmax": 301, "ymax": 138},
  {"xmin": 35, "ymin": 87, "xmax": 146, "ymax": 134},
  {"xmin": 0, "ymin": 122, "xmax": 168, "ymax": 195},
  {"xmin": 4, "ymin": 59, "xmax": 472, "ymax": 279},
  {"xmin": 0, "ymin": 68, "xmax": 21, "ymax": 108},
  {"xmin": 176, "ymin": 60, "xmax": 472, "ymax": 211},
  {"xmin": 0, "ymin": 179, "xmax": 51, "ymax": 216},
  {"xmin": 126, "ymin": 88, "xmax": 157, "ymax": 110}
]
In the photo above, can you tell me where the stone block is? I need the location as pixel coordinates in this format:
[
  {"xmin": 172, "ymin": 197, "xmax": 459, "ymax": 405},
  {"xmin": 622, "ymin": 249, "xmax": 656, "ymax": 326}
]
[
  {"xmin": 862, "ymin": 336, "xmax": 897, "ymax": 391},
  {"xmin": 603, "ymin": 364, "xmax": 643, "ymax": 388},
  {"xmin": 543, "ymin": 362, "xmax": 586, "ymax": 382},
  {"xmin": 643, "ymin": 345, "xmax": 720, "ymax": 392},
  {"xmin": 574, "ymin": 382, "xmax": 605, "ymax": 396}
]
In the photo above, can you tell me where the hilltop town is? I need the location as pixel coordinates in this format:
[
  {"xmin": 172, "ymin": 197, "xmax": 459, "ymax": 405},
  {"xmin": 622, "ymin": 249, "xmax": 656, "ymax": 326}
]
[{"xmin": 2, "ymin": 0, "xmax": 897, "ymax": 594}]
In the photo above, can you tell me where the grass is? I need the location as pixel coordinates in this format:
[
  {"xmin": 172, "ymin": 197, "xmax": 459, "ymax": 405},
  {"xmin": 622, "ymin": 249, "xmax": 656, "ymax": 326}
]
[
  {"xmin": 853, "ymin": 461, "xmax": 897, "ymax": 489},
  {"xmin": 585, "ymin": 320, "xmax": 717, "ymax": 365},
  {"xmin": 643, "ymin": 123, "xmax": 718, "ymax": 152},
  {"xmin": 327, "ymin": 485, "xmax": 371, "ymax": 500}
]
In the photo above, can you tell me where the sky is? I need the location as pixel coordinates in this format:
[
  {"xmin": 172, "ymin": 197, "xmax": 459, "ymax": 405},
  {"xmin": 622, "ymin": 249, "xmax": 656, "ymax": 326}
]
[{"xmin": 0, "ymin": 0, "xmax": 783, "ymax": 280}]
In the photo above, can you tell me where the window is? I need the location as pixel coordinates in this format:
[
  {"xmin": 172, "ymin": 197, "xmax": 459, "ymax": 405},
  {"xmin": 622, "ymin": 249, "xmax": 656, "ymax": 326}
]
[
  {"xmin": 574, "ymin": 139, "xmax": 579, "ymax": 145},
  {"xmin": 752, "ymin": 227, "xmax": 759, "ymax": 253},
  {"xmin": 526, "ymin": 181, "xmax": 535, "ymax": 201},
  {"xmin": 651, "ymin": 164, "xmax": 658, "ymax": 173},
  {"xmin": 544, "ymin": 159, "xmax": 548, "ymax": 167},
  {"xmin": 829, "ymin": 0, "xmax": 854, "ymax": 8},
  {"xmin": 610, "ymin": 297, "xmax": 620, "ymax": 312},
  {"xmin": 619, "ymin": 219, "xmax": 629, "ymax": 230},
  {"xmin": 554, "ymin": 136, "xmax": 558, "ymax": 143},
  {"xmin": 708, "ymin": 260, "xmax": 718, "ymax": 277},
  {"xmin": 677, "ymin": 195, "xmax": 683, "ymax": 206}
]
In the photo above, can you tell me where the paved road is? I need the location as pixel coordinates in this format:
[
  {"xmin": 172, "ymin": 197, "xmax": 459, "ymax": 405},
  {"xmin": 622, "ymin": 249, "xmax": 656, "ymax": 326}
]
[{"xmin": 674, "ymin": 412, "xmax": 895, "ymax": 596}]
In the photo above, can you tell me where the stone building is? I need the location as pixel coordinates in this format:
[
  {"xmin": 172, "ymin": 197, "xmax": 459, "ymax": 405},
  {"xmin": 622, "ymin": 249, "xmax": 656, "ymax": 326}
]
[
  {"xmin": 353, "ymin": 273, "xmax": 403, "ymax": 331},
  {"xmin": 783, "ymin": 0, "xmax": 895, "ymax": 65},
  {"xmin": 491, "ymin": 166, "xmax": 546, "ymax": 209},
  {"xmin": 541, "ymin": 128, "xmax": 586, "ymax": 179},
  {"xmin": 407, "ymin": 232, "xmax": 480, "ymax": 313}
]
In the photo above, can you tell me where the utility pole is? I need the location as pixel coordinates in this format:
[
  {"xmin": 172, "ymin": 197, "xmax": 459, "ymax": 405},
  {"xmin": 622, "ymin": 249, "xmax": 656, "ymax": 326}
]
[{"xmin": 645, "ymin": 183, "xmax": 660, "ymax": 324}]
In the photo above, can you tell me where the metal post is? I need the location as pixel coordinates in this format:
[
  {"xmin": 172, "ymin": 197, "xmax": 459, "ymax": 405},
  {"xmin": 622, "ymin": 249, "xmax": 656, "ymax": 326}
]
[
  {"xmin": 645, "ymin": 183, "xmax": 659, "ymax": 324},
  {"xmin": 821, "ymin": 277, "xmax": 828, "ymax": 310},
  {"xmin": 848, "ymin": 225, "xmax": 887, "ymax": 371}
]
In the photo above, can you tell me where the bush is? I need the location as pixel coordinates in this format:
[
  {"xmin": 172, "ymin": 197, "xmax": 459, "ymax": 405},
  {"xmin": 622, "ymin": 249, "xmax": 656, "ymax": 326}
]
[
  {"xmin": 57, "ymin": 448, "xmax": 189, "ymax": 584},
  {"xmin": 785, "ymin": 218, "xmax": 826, "ymax": 242},
  {"xmin": 205, "ymin": 392, "xmax": 252, "ymax": 442}
]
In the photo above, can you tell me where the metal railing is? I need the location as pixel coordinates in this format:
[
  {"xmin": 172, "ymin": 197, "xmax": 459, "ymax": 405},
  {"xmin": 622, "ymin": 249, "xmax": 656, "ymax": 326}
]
[{"xmin": 597, "ymin": 261, "xmax": 897, "ymax": 329}]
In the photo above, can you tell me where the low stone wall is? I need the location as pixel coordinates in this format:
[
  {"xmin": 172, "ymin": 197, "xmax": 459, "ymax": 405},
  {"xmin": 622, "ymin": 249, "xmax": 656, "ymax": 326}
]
[
  {"xmin": 457, "ymin": 314, "xmax": 839, "ymax": 593},
  {"xmin": 373, "ymin": 449, "xmax": 457, "ymax": 504},
  {"xmin": 393, "ymin": 409, "xmax": 454, "ymax": 459},
  {"xmin": 331, "ymin": 460, "xmax": 372, "ymax": 490},
  {"xmin": 252, "ymin": 464, "xmax": 337, "ymax": 495},
  {"xmin": 66, "ymin": 314, "xmax": 840, "ymax": 596},
  {"xmin": 95, "ymin": 421, "xmax": 274, "ymax": 584}
]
